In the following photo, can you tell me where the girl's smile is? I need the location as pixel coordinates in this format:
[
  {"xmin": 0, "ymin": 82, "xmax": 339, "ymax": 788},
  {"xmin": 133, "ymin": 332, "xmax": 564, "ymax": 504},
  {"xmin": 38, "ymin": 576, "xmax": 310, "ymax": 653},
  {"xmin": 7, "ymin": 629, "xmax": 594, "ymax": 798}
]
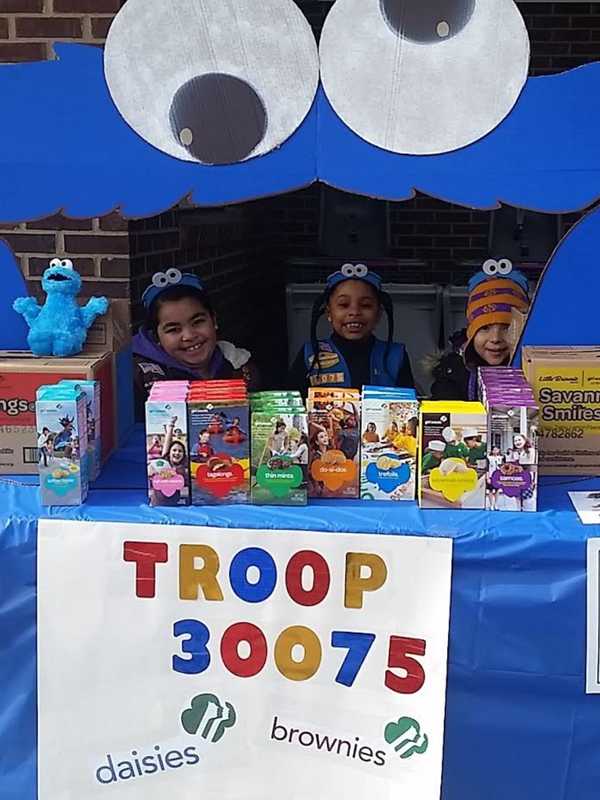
[{"xmin": 156, "ymin": 297, "xmax": 218, "ymax": 370}]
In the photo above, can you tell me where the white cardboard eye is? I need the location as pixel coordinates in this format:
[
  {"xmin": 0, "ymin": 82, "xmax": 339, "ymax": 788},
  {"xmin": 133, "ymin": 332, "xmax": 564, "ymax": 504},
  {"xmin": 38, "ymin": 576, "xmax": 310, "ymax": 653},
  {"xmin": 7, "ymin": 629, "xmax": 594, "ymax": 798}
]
[
  {"xmin": 166, "ymin": 268, "xmax": 182, "ymax": 284},
  {"xmin": 104, "ymin": 0, "xmax": 319, "ymax": 165},
  {"xmin": 482, "ymin": 259, "xmax": 499, "ymax": 276},
  {"xmin": 49, "ymin": 258, "xmax": 61, "ymax": 268},
  {"xmin": 320, "ymin": 0, "xmax": 530, "ymax": 155},
  {"xmin": 152, "ymin": 271, "xmax": 167, "ymax": 288},
  {"xmin": 60, "ymin": 259, "xmax": 74, "ymax": 270},
  {"xmin": 497, "ymin": 258, "xmax": 513, "ymax": 275},
  {"xmin": 354, "ymin": 263, "xmax": 368, "ymax": 277},
  {"xmin": 341, "ymin": 263, "xmax": 355, "ymax": 277}
]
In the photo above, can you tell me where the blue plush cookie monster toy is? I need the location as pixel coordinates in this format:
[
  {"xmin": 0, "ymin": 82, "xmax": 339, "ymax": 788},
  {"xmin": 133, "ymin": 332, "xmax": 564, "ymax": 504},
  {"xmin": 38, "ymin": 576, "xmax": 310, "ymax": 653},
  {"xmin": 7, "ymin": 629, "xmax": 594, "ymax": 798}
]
[{"xmin": 13, "ymin": 257, "xmax": 109, "ymax": 357}]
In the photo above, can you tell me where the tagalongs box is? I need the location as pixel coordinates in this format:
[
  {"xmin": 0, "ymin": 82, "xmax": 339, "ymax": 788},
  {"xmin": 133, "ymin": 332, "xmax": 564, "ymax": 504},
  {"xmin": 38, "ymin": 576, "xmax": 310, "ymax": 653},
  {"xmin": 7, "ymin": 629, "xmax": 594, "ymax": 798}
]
[{"xmin": 0, "ymin": 351, "xmax": 115, "ymax": 474}]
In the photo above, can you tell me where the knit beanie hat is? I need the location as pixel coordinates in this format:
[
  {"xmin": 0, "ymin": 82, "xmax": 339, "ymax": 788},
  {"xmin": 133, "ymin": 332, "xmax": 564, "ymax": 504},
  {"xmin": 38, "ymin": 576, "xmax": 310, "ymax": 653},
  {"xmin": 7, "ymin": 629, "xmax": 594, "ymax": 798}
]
[{"xmin": 465, "ymin": 258, "xmax": 529, "ymax": 346}]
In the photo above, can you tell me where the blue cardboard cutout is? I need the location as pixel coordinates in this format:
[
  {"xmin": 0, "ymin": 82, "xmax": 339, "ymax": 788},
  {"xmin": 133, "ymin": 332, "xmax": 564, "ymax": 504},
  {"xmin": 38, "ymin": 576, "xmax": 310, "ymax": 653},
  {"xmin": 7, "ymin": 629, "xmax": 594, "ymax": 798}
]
[
  {"xmin": 0, "ymin": 240, "xmax": 31, "ymax": 350},
  {"xmin": 518, "ymin": 205, "xmax": 600, "ymax": 357},
  {"xmin": 0, "ymin": 45, "xmax": 599, "ymax": 219}
]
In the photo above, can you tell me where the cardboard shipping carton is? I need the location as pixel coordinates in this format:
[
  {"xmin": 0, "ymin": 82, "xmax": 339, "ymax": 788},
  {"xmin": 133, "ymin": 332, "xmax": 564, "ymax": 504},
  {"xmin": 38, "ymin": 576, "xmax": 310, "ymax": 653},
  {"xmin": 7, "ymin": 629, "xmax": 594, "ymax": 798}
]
[{"xmin": 0, "ymin": 351, "xmax": 121, "ymax": 474}]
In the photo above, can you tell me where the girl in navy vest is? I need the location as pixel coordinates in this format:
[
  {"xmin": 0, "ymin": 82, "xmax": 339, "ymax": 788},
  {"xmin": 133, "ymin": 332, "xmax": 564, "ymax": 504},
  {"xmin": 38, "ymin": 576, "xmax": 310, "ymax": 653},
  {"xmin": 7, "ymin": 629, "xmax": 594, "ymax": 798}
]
[{"xmin": 289, "ymin": 264, "xmax": 414, "ymax": 395}]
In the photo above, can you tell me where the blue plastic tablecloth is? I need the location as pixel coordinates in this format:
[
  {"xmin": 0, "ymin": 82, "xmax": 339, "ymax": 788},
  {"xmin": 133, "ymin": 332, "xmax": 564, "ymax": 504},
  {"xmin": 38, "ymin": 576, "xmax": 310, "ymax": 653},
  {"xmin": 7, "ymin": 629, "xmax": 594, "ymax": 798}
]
[{"xmin": 1, "ymin": 428, "xmax": 599, "ymax": 800}]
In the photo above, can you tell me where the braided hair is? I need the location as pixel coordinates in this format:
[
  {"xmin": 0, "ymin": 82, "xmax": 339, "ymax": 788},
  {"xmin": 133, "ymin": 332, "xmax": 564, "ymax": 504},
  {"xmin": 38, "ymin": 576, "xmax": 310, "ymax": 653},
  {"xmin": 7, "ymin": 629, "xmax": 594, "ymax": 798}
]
[{"xmin": 307, "ymin": 275, "xmax": 395, "ymax": 384}]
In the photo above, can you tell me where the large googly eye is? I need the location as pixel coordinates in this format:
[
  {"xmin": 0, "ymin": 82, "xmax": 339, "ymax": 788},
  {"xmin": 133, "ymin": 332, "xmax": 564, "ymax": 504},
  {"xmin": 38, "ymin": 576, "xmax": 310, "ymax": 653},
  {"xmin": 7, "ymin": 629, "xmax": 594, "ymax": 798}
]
[
  {"xmin": 165, "ymin": 268, "xmax": 182, "ymax": 285},
  {"xmin": 152, "ymin": 272, "xmax": 168, "ymax": 288},
  {"xmin": 319, "ymin": 0, "xmax": 530, "ymax": 155},
  {"xmin": 341, "ymin": 263, "xmax": 356, "ymax": 277},
  {"xmin": 497, "ymin": 258, "xmax": 513, "ymax": 276},
  {"xmin": 482, "ymin": 259, "xmax": 499, "ymax": 276},
  {"xmin": 60, "ymin": 259, "xmax": 74, "ymax": 270},
  {"xmin": 49, "ymin": 258, "xmax": 61, "ymax": 268},
  {"xmin": 104, "ymin": 0, "xmax": 319, "ymax": 165},
  {"xmin": 354, "ymin": 264, "xmax": 368, "ymax": 278}
]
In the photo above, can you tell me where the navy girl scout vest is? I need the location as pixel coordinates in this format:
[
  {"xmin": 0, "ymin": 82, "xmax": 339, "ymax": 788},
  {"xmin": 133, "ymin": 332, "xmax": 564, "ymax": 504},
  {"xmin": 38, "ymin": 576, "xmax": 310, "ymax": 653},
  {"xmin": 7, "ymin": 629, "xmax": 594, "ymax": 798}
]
[{"xmin": 303, "ymin": 337, "xmax": 405, "ymax": 387}]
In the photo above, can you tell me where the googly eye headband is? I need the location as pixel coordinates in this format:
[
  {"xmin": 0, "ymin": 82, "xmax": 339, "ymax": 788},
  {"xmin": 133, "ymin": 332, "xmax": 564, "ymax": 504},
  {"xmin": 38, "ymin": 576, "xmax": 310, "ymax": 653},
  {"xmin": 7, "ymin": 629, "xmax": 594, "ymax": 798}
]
[
  {"xmin": 142, "ymin": 269, "xmax": 205, "ymax": 309},
  {"xmin": 468, "ymin": 258, "xmax": 530, "ymax": 295},
  {"xmin": 326, "ymin": 263, "xmax": 383, "ymax": 293}
]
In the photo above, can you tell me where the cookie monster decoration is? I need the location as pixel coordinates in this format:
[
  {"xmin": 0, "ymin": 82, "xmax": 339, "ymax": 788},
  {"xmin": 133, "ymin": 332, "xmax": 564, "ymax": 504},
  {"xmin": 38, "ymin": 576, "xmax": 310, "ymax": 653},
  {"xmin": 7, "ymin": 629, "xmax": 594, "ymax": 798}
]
[{"xmin": 13, "ymin": 258, "xmax": 108, "ymax": 357}]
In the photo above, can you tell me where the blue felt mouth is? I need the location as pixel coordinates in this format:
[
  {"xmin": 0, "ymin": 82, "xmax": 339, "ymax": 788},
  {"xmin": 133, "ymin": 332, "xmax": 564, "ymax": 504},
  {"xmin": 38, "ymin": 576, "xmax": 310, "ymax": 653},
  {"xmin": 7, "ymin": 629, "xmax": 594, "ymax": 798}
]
[{"xmin": 0, "ymin": 44, "xmax": 598, "ymax": 221}]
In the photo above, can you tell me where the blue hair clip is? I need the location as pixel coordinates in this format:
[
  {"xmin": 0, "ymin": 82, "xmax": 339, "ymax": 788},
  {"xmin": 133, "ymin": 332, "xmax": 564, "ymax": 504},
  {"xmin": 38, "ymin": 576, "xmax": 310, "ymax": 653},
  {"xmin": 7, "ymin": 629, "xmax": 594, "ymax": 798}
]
[
  {"xmin": 468, "ymin": 258, "xmax": 529, "ymax": 294},
  {"xmin": 326, "ymin": 263, "xmax": 383, "ymax": 292},
  {"xmin": 142, "ymin": 269, "xmax": 205, "ymax": 309}
]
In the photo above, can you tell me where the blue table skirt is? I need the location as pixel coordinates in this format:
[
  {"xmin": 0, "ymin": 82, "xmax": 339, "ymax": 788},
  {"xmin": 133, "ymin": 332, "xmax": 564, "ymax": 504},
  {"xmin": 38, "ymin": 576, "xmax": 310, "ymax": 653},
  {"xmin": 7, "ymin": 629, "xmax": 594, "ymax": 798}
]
[{"xmin": 1, "ymin": 429, "xmax": 599, "ymax": 799}]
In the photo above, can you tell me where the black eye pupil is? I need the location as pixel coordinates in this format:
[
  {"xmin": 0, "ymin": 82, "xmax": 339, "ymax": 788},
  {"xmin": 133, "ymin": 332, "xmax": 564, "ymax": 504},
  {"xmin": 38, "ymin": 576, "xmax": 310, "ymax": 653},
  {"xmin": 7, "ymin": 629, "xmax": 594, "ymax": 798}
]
[
  {"xmin": 380, "ymin": 0, "xmax": 475, "ymax": 43},
  {"xmin": 169, "ymin": 72, "xmax": 267, "ymax": 165}
]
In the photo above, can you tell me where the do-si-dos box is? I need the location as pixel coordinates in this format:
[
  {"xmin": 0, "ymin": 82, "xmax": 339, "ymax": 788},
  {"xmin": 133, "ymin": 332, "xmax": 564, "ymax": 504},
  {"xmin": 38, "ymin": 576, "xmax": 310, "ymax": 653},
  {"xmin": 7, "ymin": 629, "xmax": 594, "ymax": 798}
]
[{"xmin": 0, "ymin": 351, "xmax": 114, "ymax": 474}]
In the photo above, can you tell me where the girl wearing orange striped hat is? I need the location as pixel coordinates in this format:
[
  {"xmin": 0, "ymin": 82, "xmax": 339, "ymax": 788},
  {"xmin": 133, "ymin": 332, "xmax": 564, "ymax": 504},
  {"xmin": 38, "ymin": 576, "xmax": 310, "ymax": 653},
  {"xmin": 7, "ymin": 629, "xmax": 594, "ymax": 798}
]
[{"xmin": 430, "ymin": 259, "xmax": 530, "ymax": 400}]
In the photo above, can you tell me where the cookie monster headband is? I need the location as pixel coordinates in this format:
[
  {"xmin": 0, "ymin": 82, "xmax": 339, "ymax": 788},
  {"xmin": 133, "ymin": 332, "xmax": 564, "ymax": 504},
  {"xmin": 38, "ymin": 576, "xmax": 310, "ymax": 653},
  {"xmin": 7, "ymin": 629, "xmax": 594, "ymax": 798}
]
[
  {"xmin": 326, "ymin": 263, "xmax": 383, "ymax": 293},
  {"xmin": 141, "ymin": 269, "xmax": 205, "ymax": 309}
]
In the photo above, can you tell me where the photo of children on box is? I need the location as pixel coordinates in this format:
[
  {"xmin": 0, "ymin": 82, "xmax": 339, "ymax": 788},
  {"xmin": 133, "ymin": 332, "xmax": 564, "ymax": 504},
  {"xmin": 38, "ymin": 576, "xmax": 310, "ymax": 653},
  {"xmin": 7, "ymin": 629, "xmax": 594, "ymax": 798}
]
[
  {"xmin": 145, "ymin": 409, "xmax": 189, "ymax": 507},
  {"xmin": 419, "ymin": 402, "xmax": 488, "ymax": 509},
  {"xmin": 188, "ymin": 396, "xmax": 250, "ymax": 505},
  {"xmin": 251, "ymin": 393, "xmax": 309, "ymax": 506},
  {"xmin": 360, "ymin": 386, "xmax": 419, "ymax": 501},
  {"xmin": 307, "ymin": 388, "xmax": 360, "ymax": 499},
  {"xmin": 37, "ymin": 393, "xmax": 88, "ymax": 507}
]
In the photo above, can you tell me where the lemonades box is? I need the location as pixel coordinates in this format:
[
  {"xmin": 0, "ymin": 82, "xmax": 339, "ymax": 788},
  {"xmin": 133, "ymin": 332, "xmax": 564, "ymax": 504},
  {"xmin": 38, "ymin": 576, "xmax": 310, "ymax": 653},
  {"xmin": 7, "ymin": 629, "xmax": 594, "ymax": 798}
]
[
  {"xmin": 250, "ymin": 393, "xmax": 308, "ymax": 505},
  {"xmin": 360, "ymin": 387, "xmax": 419, "ymax": 501},
  {"xmin": 59, "ymin": 380, "xmax": 101, "ymax": 481},
  {"xmin": 418, "ymin": 401, "xmax": 487, "ymax": 509},
  {"xmin": 36, "ymin": 390, "xmax": 88, "ymax": 506},
  {"xmin": 307, "ymin": 388, "xmax": 360, "ymax": 499},
  {"xmin": 188, "ymin": 394, "xmax": 250, "ymax": 505},
  {"xmin": 523, "ymin": 346, "xmax": 600, "ymax": 475},
  {"xmin": 145, "ymin": 398, "xmax": 190, "ymax": 507}
]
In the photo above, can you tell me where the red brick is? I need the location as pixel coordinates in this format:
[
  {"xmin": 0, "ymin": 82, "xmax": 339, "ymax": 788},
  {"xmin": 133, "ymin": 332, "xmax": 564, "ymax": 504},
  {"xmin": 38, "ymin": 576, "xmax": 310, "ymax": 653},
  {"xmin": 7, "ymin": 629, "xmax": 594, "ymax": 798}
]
[
  {"xmin": 0, "ymin": 0, "xmax": 43, "ymax": 10},
  {"xmin": 100, "ymin": 257, "xmax": 129, "ymax": 278},
  {"xmin": 0, "ymin": 41, "xmax": 46, "ymax": 61},
  {"xmin": 26, "ymin": 214, "xmax": 93, "ymax": 231},
  {"xmin": 0, "ymin": 19, "xmax": 8, "ymax": 39},
  {"xmin": 54, "ymin": 0, "xmax": 124, "ymax": 11},
  {"xmin": 29, "ymin": 256, "xmax": 95, "ymax": 276},
  {"xmin": 98, "ymin": 212, "xmax": 128, "ymax": 232},
  {"xmin": 91, "ymin": 17, "xmax": 113, "ymax": 39},
  {"xmin": 64, "ymin": 234, "xmax": 129, "ymax": 255},
  {"xmin": 2, "ymin": 233, "xmax": 56, "ymax": 252},
  {"xmin": 80, "ymin": 279, "xmax": 129, "ymax": 299},
  {"xmin": 16, "ymin": 17, "xmax": 83, "ymax": 39}
]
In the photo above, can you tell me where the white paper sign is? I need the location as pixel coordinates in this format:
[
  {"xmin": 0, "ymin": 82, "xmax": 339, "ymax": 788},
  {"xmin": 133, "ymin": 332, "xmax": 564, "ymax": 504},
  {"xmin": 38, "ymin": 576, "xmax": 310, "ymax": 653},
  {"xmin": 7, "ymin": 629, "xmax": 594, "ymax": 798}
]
[
  {"xmin": 587, "ymin": 538, "xmax": 600, "ymax": 692},
  {"xmin": 38, "ymin": 520, "xmax": 452, "ymax": 800}
]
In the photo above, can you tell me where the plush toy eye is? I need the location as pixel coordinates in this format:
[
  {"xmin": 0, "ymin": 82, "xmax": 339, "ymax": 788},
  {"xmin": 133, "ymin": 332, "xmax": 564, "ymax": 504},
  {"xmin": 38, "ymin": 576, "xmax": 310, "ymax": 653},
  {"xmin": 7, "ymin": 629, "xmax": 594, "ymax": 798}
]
[
  {"xmin": 482, "ymin": 259, "xmax": 499, "ymax": 276},
  {"xmin": 165, "ymin": 268, "xmax": 182, "ymax": 285},
  {"xmin": 319, "ymin": 0, "xmax": 530, "ymax": 155},
  {"xmin": 60, "ymin": 259, "xmax": 74, "ymax": 270},
  {"xmin": 497, "ymin": 258, "xmax": 513, "ymax": 276},
  {"xmin": 354, "ymin": 263, "xmax": 368, "ymax": 278},
  {"xmin": 341, "ymin": 263, "xmax": 356, "ymax": 278},
  {"xmin": 104, "ymin": 0, "xmax": 319, "ymax": 165},
  {"xmin": 49, "ymin": 257, "xmax": 61, "ymax": 268},
  {"xmin": 152, "ymin": 272, "xmax": 169, "ymax": 288}
]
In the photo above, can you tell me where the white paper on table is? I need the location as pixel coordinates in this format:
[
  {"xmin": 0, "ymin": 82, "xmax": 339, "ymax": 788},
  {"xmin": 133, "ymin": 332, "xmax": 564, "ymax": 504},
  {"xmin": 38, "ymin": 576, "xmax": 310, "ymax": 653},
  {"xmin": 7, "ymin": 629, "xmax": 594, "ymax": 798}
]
[{"xmin": 569, "ymin": 492, "xmax": 600, "ymax": 525}]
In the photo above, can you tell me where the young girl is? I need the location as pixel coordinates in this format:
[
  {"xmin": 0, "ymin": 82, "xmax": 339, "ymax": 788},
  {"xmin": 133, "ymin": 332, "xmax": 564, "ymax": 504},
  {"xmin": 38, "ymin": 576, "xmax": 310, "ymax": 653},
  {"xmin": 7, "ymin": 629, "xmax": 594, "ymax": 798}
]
[
  {"xmin": 431, "ymin": 259, "xmax": 530, "ymax": 400},
  {"xmin": 133, "ymin": 269, "xmax": 260, "ymax": 417},
  {"xmin": 289, "ymin": 263, "xmax": 414, "ymax": 395}
]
